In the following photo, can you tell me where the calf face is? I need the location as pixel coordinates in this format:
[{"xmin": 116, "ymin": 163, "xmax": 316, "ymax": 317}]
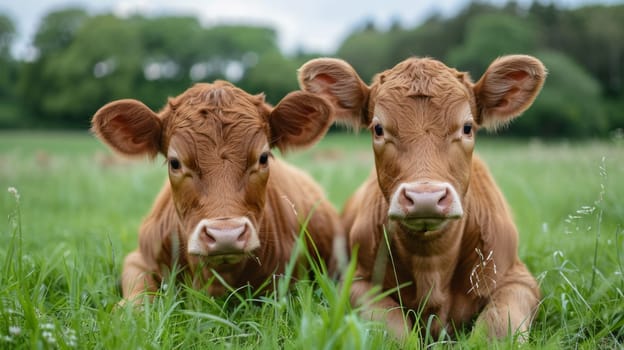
[
  {"xmin": 299, "ymin": 56, "xmax": 545, "ymax": 237},
  {"xmin": 92, "ymin": 81, "xmax": 333, "ymax": 268}
]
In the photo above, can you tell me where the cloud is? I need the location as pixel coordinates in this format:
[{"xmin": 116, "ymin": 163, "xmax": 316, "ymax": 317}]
[
  {"xmin": 109, "ymin": 0, "xmax": 342, "ymax": 53},
  {"xmin": 5, "ymin": 0, "xmax": 620, "ymax": 58},
  {"xmin": 108, "ymin": 0, "xmax": 459, "ymax": 53}
]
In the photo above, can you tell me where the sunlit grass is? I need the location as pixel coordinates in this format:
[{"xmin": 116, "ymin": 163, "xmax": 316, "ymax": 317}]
[{"xmin": 0, "ymin": 131, "xmax": 623, "ymax": 348}]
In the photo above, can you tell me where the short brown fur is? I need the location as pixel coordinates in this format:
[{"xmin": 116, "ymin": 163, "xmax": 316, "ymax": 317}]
[
  {"xmin": 92, "ymin": 81, "xmax": 343, "ymax": 301},
  {"xmin": 299, "ymin": 56, "xmax": 546, "ymax": 340}
]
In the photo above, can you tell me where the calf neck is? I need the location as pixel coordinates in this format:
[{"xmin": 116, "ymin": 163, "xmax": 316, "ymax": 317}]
[{"xmin": 299, "ymin": 56, "xmax": 545, "ymax": 340}]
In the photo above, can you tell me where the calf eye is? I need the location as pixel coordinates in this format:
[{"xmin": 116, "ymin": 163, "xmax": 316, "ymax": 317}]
[
  {"xmin": 374, "ymin": 123, "xmax": 384, "ymax": 137},
  {"xmin": 463, "ymin": 123, "xmax": 473, "ymax": 135},
  {"xmin": 258, "ymin": 152, "xmax": 270, "ymax": 166},
  {"xmin": 169, "ymin": 158, "xmax": 181, "ymax": 170}
]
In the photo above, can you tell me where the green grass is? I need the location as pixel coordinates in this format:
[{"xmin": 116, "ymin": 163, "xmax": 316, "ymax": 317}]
[{"xmin": 1, "ymin": 131, "xmax": 623, "ymax": 349}]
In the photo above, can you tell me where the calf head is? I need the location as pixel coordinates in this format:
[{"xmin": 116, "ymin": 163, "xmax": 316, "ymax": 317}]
[
  {"xmin": 299, "ymin": 56, "xmax": 545, "ymax": 237},
  {"xmin": 92, "ymin": 81, "xmax": 333, "ymax": 265}
]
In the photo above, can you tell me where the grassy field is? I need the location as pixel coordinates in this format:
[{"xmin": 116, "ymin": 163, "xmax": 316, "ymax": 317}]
[{"xmin": 0, "ymin": 131, "xmax": 623, "ymax": 349}]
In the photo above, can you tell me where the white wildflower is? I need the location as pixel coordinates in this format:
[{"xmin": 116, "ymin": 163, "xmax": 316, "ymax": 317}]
[
  {"xmin": 7, "ymin": 187, "xmax": 20, "ymax": 201},
  {"xmin": 40, "ymin": 322, "xmax": 55, "ymax": 330},
  {"xmin": 1, "ymin": 335, "xmax": 14, "ymax": 343},
  {"xmin": 65, "ymin": 329, "xmax": 78, "ymax": 347},
  {"xmin": 8, "ymin": 326, "xmax": 21, "ymax": 336},
  {"xmin": 42, "ymin": 330, "xmax": 56, "ymax": 344}
]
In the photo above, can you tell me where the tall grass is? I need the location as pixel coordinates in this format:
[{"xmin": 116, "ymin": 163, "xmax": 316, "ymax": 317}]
[{"xmin": 0, "ymin": 132, "xmax": 623, "ymax": 348}]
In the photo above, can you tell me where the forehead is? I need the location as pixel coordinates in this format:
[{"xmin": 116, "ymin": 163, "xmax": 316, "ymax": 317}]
[
  {"xmin": 164, "ymin": 82, "xmax": 269, "ymax": 150},
  {"xmin": 372, "ymin": 58, "xmax": 474, "ymax": 123}
]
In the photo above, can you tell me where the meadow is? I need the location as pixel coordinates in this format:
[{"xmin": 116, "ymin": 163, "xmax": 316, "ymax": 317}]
[{"xmin": 0, "ymin": 131, "xmax": 622, "ymax": 349}]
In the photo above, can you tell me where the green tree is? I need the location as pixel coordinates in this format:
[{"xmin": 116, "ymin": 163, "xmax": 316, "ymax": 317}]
[
  {"xmin": 511, "ymin": 51, "xmax": 608, "ymax": 138},
  {"xmin": 530, "ymin": 4, "xmax": 624, "ymax": 98},
  {"xmin": 0, "ymin": 13, "xmax": 16, "ymax": 95},
  {"xmin": 39, "ymin": 15, "xmax": 143, "ymax": 126},
  {"xmin": 0, "ymin": 14, "xmax": 14, "ymax": 59},
  {"xmin": 33, "ymin": 8, "xmax": 88, "ymax": 55},
  {"xmin": 336, "ymin": 21, "xmax": 394, "ymax": 83},
  {"xmin": 0, "ymin": 13, "xmax": 20, "ymax": 127},
  {"xmin": 447, "ymin": 13, "xmax": 539, "ymax": 77},
  {"xmin": 135, "ymin": 22, "xmax": 281, "ymax": 109},
  {"xmin": 388, "ymin": 2, "xmax": 500, "ymax": 64},
  {"xmin": 240, "ymin": 51, "xmax": 299, "ymax": 105},
  {"xmin": 573, "ymin": 6, "xmax": 624, "ymax": 97},
  {"xmin": 133, "ymin": 16, "xmax": 203, "ymax": 109},
  {"xmin": 16, "ymin": 9, "xmax": 285, "ymax": 127},
  {"xmin": 388, "ymin": 18, "xmax": 453, "ymax": 64},
  {"xmin": 192, "ymin": 25, "xmax": 280, "ymax": 83},
  {"xmin": 17, "ymin": 8, "xmax": 89, "ymax": 125}
]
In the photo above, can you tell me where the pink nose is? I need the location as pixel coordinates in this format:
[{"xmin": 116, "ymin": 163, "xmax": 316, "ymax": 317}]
[
  {"xmin": 398, "ymin": 183, "xmax": 454, "ymax": 217},
  {"xmin": 199, "ymin": 218, "xmax": 250, "ymax": 255}
]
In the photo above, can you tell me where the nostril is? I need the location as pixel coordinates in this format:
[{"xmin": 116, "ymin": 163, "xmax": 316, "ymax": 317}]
[
  {"xmin": 203, "ymin": 227, "xmax": 216, "ymax": 244},
  {"xmin": 236, "ymin": 225, "xmax": 248, "ymax": 242},
  {"xmin": 402, "ymin": 188, "xmax": 415, "ymax": 206},
  {"xmin": 437, "ymin": 188, "xmax": 453, "ymax": 210},
  {"xmin": 437, "ymin": 190, "xmax": 448, "ymax": 206}
]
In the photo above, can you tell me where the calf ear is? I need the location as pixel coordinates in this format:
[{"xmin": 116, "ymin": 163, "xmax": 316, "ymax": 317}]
[
  {"xmin": 298, "ymin": 58, "xmax": 370, "ymax": 128},
  {"xmin": 91, "ymin": 99, "xmax": 162, "ymax": 157},
  {"xmin": 268, "ymin": 91, "xmax": 333, "ymax": 151},
  {"xmin": 474, "ymin": 55, "xmax": 546, "ymax": 130}
]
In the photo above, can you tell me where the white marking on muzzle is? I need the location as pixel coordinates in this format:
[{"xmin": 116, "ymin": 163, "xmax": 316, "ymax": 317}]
[
  {"xmin": 187, "ymin": 216, "xmax": 259, "ymax": 256},
  {"xmin": 388, "ymin": 181, "xmax": 463, "ymax": 231}
]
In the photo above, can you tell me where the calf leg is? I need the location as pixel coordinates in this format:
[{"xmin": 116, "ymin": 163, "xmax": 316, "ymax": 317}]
[
  {"xmin": 121, "ymin": 249, "xmax": 159, "ymax": 303},
  {"xmin": 351, "ymin": 278, "xmax": 412, "ymax": 340},
  {"xmin": 476, "ymin": 261, "xmax": 539, "ymax": 340}
]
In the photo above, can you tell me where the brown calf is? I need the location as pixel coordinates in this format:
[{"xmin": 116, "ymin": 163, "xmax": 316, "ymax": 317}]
[
  {"xmin": 92, "ymin": 81, "xmax": 342, "ymax": 301},
  {"xmin": 299, "ymin": 56, "xmax": 545, "ymax": 339}
]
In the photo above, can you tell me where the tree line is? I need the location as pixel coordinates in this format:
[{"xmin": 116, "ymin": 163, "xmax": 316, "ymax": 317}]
[{"xmin": 0, "ymin": 1, "xmax": 622, "ymax": 138}]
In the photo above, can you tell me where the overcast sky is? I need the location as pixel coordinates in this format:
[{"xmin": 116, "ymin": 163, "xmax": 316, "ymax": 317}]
[{"xmin": 2, "ymin": 0, "xmax": 622, "ymax": 58}]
